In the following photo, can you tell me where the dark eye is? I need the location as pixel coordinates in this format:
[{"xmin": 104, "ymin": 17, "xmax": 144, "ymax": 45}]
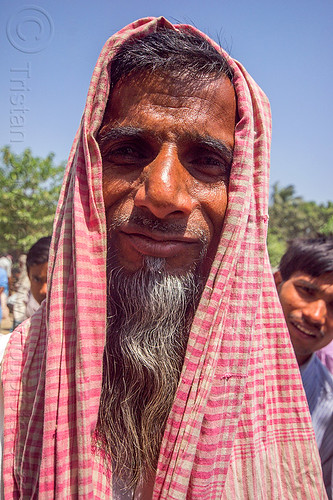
[
  {"xmin": 103, "ymin": 143, "xmax": 147, "ymax": 166},
  {"xmin": 184, "ymin": 142, "xmax": 231, "ymax": 182},
  {"xmin": 296, "ymin": 285, "xmax": 315, "ymax": 297},
  {"xmin": 188, "ymin": 154, "xmax": 230, "ymax": 181}
]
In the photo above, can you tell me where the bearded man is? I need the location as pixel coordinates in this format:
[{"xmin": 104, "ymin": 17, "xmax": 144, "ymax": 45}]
[{"xmin": 1, "ymin": 17, "xmax": 326, "ymax": 499}]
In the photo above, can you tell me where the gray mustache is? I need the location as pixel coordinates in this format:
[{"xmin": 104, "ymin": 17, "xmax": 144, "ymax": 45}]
[{"xmin": 109, "ymin": 210, "xmax": 207, "ymax": 241}]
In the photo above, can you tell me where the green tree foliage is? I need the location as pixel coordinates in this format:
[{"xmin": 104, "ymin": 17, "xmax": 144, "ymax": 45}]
[
  {"xmin": 0, "ymin": 146, "xmax": 65, "ymax": 255},
  {"xmin": 268, "ymin": 183, "xmax": 333, "ymax": 267}
]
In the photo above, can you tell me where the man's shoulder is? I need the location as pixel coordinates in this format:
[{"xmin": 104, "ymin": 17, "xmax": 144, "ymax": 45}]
[
  {"xmin": 302, "ymin": 353, "xmax": 332, "ymax": 376},
  {"xmin": 301, "ymin": 354, "xmax": 333, "ymax": 407},
  {"xmin": 306, "ymin": 354, "xmax": 333, "ymax": 405},
  {"xmin": 314, "ymin": 355, "xmax": 333, "ymax": 392},
  {"xmin": 309, "ymin": 354, "xmax": 333, "ymax": 474}
]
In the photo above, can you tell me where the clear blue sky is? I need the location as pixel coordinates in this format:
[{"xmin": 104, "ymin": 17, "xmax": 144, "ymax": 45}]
[{"xmin": 1, "ymin": 0, "xmax": 332, "ymax": 204}]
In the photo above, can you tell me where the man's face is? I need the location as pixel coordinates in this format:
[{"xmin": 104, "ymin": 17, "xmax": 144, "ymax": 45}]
[
  {"xmin": 275, "ymin": 270, "xmax": 333, "ymax": 365},
  {"xmin": 99, "ymin": 72, "xmax": 236, "ymax": 277},
  {"xmin": 28, "ymin": 262, "xmax": 48, "ymax": 304}
]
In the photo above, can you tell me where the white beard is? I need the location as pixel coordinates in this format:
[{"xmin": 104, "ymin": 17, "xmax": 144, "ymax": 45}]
[{"xmin": 96, "ymin": 255, "xmax": 203, "ymax": 490}]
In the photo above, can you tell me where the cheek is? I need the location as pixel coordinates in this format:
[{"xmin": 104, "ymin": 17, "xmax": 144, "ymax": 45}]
[
  {"xmin": 202, "ymin": 185, "xmax": 228, "ymax": 241},
  {"xmin": 195, "ymin": 185, "xmax": 228, "ymax": 273},
  {"xmin": 195, "ymin": 186, "xmax": 228, "ymax": 276},
  {"xmin": 327, "ymin": 316, "xmax": 333, "ymax": 333},
  {"xmin": 103, "ymin": 178, "xmax": 138, "ymax": 235},
  {"xmin": 279, "ymin": 289, "xmax": 301, "ymax": 317},
  {"xmin": 30, "ymin": 282, "xmax": 39, "ymax": 297},
  {"xmin": 102, "ymin": 174, "xmax": 133, "ymax": 212}
]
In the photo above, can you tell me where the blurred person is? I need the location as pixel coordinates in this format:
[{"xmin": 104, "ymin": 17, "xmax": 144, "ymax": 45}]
[
  {"xmin": 25, "ymin": 236, "xmax": 51, "ymax": 315},
  {"xmin": 15, "ymin": 254, "xmax": 27, "ymax": 281},
  {"xmin": 0, "ymin": 256, "xmax": 11, "ymax": 322},
  {"xmin": 0, "ymin": 255, "xmax": 12, "ymax": 280},
  {"xmin": 0, "ymin": 269, "xmax": 8, "ymax": 324},
  {"xmin": 0, "ymin": 18, "xmax": 326, "ymax": 499},
  {"xmin": 275, "ymin": 236, "xmax": 333, "ymax": 499},
  {"xmin": 7, "ymin": 254, "xmax": 30, "ymax": 330},
  {"xmin": 7, "ymin": 238, "xmax": 51, "ymax": 330},
  {"xmin": 8, "ymin": 255, "xmax": 30, "ymax": 330}
]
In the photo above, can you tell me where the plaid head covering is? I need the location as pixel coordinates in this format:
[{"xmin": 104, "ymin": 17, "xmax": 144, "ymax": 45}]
[{"xmin": 2, "ymin": 17, "xmax": 326, "ymax": 499}]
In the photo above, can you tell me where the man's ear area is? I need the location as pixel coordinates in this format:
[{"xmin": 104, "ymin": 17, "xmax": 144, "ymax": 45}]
[{"xmin": 274, "ymin": 270, "xmax": 283, "ymax": 290}]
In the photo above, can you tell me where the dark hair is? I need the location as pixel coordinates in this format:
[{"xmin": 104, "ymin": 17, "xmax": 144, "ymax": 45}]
[
  {"xmin": 109, "ymin": 28, "xmax": 233, "ymax": 89},
  {"xmin": 26, "ymin": 236, "xmax": 51, "ymax": 272},
  {"xmin": 279, "ymin": 236, "xmax": 333, "ymax": 281}
]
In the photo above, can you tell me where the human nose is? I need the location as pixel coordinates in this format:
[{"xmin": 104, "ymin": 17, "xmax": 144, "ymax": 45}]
[
  {"xmin": 134, "ymin": 146, "xmax": 194, "ymax": 219},
  {"xmin": 40, "ymin": 282, "xmax": 47, "ymax": 297},
  {"xmin": 303, "ymin": 300, "xmax": 327, "ymax": 327}
]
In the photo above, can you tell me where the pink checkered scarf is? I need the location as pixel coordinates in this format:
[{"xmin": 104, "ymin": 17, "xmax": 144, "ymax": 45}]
[{"xmin": 2, "ymin": 17, "xmax": 326, "ymax": 499}]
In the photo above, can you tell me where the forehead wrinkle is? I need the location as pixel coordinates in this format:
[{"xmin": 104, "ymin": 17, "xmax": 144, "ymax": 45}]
[
  {"xmin": 111, "ymin": 77, "xmax": 234, "ymax": 115},
  {"xmin": 136, "ymin": 76, "xmax": 236, "ymax": 116},
  {"xmin": 144, "ymin": 91, "xmax": 220, "ymax": 110}
]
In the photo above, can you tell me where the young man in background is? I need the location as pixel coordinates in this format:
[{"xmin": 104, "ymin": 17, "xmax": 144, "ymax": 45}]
[{"xmin": 275, "ymin": 236, "xmax": 333, "ymax": 499}]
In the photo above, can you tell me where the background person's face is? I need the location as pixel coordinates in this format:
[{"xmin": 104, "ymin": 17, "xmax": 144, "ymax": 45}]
[
  {"xmin": 275, "ymin": 270, "xmax": 333, "ymax": 365},
  {"xmin": 99, "ymin": 72, "xmax": 236, "ymax": 277},
  {"xmin": 28, "ymin": 262, "xmax": 48, "ymax": 304}
]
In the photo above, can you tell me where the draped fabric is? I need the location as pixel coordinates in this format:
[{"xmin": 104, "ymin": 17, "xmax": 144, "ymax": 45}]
[{"xmin": 2, "ymin": 17, "xmax": 326, "ymax": 499}]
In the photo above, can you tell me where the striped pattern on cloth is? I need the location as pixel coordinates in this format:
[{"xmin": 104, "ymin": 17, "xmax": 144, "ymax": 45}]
[
  {"xmin": 2, "ymin": 17, "xmax": 327, "ymax": 499},
  {"xmin": 300, "ymin": 354, "xmax": 333, "ymax": 499}
]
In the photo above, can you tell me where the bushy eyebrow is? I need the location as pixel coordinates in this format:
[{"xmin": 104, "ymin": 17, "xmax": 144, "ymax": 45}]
[
  {"xmin": 98, "ymin": 126, "xmax": 145, "ymax": 148},
  {"xmin": 184, "ymin": 132, "xmax": 234, "ymax": 165},
  {"xmin": 295, "ymin": 279, "xmax": 333, "ymax": 300}
]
